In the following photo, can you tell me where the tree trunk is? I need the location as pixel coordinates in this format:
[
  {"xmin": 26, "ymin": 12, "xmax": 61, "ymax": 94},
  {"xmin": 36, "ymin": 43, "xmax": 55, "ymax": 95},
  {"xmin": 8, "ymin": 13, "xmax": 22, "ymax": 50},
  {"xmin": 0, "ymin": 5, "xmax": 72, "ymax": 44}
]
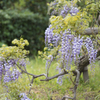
[{"xmin": 83, "ymin": 66, "xmax": 89, "ymax": 82}]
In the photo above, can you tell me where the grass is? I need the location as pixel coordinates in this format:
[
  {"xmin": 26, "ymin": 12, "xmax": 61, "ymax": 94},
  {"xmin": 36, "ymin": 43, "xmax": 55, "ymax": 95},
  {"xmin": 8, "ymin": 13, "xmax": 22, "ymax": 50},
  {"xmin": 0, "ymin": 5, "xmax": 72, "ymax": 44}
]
[{"xmin": 0, "ymin": 57, "xmax": 100, "ymax": 100}]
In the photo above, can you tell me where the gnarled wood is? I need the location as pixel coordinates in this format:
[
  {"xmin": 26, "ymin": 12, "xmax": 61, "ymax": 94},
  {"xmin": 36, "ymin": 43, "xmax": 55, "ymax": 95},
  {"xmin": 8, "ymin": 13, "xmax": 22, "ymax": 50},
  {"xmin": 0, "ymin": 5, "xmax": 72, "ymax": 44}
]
[
  {"xmin": 84, "ymin": 27, "xmax": 100, "ymax": 35},
  {"xmin": 83, "ymin": 66, "xmax": 89, "ymax": 82},
  {"xmin": 78, "ymin": 48, "xmax": 100, "ymax": 72}
]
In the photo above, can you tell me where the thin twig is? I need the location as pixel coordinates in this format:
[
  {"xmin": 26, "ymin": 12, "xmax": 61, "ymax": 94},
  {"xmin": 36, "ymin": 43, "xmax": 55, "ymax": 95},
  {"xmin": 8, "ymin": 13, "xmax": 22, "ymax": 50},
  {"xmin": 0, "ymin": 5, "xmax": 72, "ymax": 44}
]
[
  {"xmin": 16, "ymin": 64, "xmax": 47, "ymax": 93},
  {"xmin": 16, "ymin": 64, "xmax": 46, "ymax": 78},
  {"xmin": 23, "ymin": 65, "xmax": 31, "ymax": 82},
  {"xmin": 28, "ymin": 76, "xmax": 34, "ymax": 94},
  {"xmin": 70, "ymin": 76, "xmax": 75, "ymax": 85}
]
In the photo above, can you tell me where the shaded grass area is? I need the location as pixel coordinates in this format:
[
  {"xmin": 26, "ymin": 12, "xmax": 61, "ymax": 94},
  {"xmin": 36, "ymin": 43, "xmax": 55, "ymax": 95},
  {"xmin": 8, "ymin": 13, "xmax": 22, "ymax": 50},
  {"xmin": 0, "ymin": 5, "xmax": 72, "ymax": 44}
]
[{"xmin": 0, "ymin": 57, "xmax": 100, "ymax": 100}]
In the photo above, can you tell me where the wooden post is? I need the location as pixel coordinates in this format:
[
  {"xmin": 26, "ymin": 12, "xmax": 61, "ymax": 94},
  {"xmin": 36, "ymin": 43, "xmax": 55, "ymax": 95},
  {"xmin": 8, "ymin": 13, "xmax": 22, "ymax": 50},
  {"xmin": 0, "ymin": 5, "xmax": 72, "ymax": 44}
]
[{"xmin": 83, "ymin": 66, "xmax": 89, "ymax": 82}]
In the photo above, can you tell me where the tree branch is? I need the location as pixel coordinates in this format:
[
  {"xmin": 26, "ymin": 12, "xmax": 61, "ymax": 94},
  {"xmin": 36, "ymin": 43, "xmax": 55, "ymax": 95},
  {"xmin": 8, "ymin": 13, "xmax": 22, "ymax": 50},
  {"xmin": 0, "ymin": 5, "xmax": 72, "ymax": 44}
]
[
  {"xmin": 62, "ymin": 70, "xmax": 80, "ymax": 100},
  {"xmin": 78, "ymin": 47, "xmax": 100, "ymax": 72},
  {"xmin": 16, "ymin": 47, "xmax": 100, "ymax": 81},
  {"xmin": 16, "ymin": 64, "xmax": 47, "ymax": 78},
  {"xmin": 83, "ymin": 27, "xmax": 100, "ymax": 35},
  {"xmin": 40, "ymin": 69, "xmax": 68, "ymax": 81}
]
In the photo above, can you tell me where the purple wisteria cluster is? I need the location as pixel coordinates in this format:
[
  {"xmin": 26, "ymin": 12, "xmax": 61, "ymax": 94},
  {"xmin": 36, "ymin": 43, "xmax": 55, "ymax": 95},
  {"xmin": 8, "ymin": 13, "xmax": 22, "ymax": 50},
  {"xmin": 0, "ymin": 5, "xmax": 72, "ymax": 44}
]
[
  {"xmin": 69, "ymin": 6, "xmax": 79, "ymax": 16},
  {"xmin": 45, "ymin": 24, "xmax": 60, "ymax": 47},
  {"xmin": 56, "ymin": 32, "xmax": 82, "ymax": 83},
  {"xmin": 85, "ymin": 37, "xmax": 97, "ymax": 63},
  {"xmin": 0, "ymin": 58, "xmax": 27, "ymax": 83},
  {"xmin": 60, "ymin": 5, "xmax": 70, "ymax": 17},
  {"xmin": 56, "ymin": 67, "xmax": 63, "ymax": 85},
  {"xmin": 60, "ymin": 5, "xmax": 79, "ymax": 17},
  {"xmin": 50, "ymin": 0, "xmax": 58, "ymax": 15},
  {"xmin": 72, "ymin": 36, "xmax": 83, "ymax": 61},
  {"xmin": 59, "ymin": 30, "xmax": 73, "ymax": 69},
  {"xmin": 19, "ymin": 93, "xmax": 31, "ymax": 100},
  {"xmin": 59, "ymin": 33, "xmax": 97, "ymax": 69},
  {"xmin": 49, "ymin": 0, "xmax": 79, "ymax": 17}
]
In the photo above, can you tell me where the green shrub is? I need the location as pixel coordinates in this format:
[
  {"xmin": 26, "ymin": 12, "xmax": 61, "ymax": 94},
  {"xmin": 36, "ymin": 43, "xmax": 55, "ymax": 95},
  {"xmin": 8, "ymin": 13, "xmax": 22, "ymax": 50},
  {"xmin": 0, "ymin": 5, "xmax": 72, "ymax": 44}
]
[
  {"xmin": 0, "ymin": 9, "xmax": 49, "ymax": 55},
  {"xmin": 24, "ymin": 0, "xmax": 54, "ymax": 16},
  {"xmin": 0, "ymin": 0, "xmax": 18, "ymax": 9}
]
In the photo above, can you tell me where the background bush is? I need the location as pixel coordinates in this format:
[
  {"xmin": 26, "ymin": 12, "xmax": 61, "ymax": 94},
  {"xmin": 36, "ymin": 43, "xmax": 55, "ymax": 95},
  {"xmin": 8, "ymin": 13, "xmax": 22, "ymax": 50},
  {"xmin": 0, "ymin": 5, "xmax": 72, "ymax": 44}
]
[
  {"xmin": 0, "ymin": 0, "xmax": 54, "ymax": 55},
  {"xmin": 0, "ymin": 9, "xmax": 49, "ymax": 55}
]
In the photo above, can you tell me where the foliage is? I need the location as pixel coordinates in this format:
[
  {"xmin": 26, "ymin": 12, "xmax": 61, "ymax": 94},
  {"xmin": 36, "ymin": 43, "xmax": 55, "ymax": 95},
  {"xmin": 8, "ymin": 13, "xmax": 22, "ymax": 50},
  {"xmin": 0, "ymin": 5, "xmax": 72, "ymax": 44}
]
[
  {"xmin": 0, "ymin": 38, "xmax": 29, "ymax": 82},
  {"xmin": 0, "ymin": 38, "xmax": 29, "ymax": 59},
  {"xmin": 0, "ymin": 0, "xmax": 54, "ymax": 55},
  {"xmin": 0, "ymin": 38, "xmax": 30, "ymax": 99},
  {"xmin": 0, "ymin": 9, "xmax": 48, "ymax": 55},
  {"xmin": 0, "ymin": 0, "xmax": 100, "ymax": 100},
  {"xmin": 0, "ymin": 0, "xmax": 18, "ymax": 9},
  {"xmin": 24, "ymin": 0, "xmax": 54, "ymax": 16}
]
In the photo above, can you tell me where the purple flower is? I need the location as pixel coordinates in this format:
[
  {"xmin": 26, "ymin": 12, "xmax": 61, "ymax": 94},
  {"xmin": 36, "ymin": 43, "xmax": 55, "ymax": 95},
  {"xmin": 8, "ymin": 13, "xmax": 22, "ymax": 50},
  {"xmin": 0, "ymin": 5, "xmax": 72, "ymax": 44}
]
[
  {"xmin": 5, "ymin": 65, "xmax": 11, "ymax": 72},
  {"xmin": 57, "ymin": 76, "xmax": 63, "ymax": 85},
  {"xmin": 60, "ymin": 4, "xmax": 79, "ymax": 17},
  {"xmin": 56, "ymin": 67, "xmax": 63, "ymax": 85},
  {"xmin": 19, "ymin": 59, "xmax": 26, "ymax": 67},
  {"xmin": 0, "ymin": 58, "xmax": 23, "ymax": 83},
  {"xmin": 11, "ymin": 69, "xmax": 21, "ymax": 81},
  {"xmin": 0, "ymin": 65, "xmax": 3, "ymax": 80},
  {"xmin": 70, "ymin": 6, "xmax": 79, "ymax": 15},
  {"xmin": 60, "ymin": 5, "xmax": 70, "ymax": 17},
  {"xmin": 72, "ymin": 36, "xmax": 83, "ymax": 61},
  {"xmin": 45, "ymin": 25, "xmax": 60, "ymax": 47},
  {"xmin": 84, "ymin": 37, "xmax": 97, "ymax": 63},
  {"xmin": 4, "ymin": 72, "xmax": 11, "ymax": 83},
  {"xmin": 45, "ymin": 25, "xmax": 54, "ymax": 45},
  {"xmin": 19, "ymin": 93, "xmax": 31, "ymax": 100}
]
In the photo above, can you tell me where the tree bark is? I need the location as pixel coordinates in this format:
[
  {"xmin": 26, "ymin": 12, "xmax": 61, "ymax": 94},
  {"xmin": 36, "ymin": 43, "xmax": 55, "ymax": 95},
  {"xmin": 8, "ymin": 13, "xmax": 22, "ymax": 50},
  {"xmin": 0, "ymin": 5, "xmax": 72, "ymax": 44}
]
[
  {"xmin": 83, "ymin": 27, "xmax": 100, "ymax": 35},
  {"xmin": 78, "ymin": 48, "xmax": 100, "ymax": 73},
  {"xmin": 83, "ymin": 66, "xmax": 89, "ymax": 82}
]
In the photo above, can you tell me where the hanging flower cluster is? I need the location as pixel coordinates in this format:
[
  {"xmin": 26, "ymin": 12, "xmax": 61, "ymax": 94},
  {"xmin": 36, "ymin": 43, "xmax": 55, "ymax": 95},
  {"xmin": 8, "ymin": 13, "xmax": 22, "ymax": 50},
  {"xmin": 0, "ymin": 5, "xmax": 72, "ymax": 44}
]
[
  {"xmin": 0, "ymin": 38, "xmax": 29, "ymax": 83},
  {"xmin": 45, "ymin": 24, "xmax": 60, "ymax": 47},
  {"xmin": 0, "ymin": 58, "xmax": 28, "ymax": 83},
  {"xmin": 19, "ymin": 93, "xmax": 31, "ymax": 100}
]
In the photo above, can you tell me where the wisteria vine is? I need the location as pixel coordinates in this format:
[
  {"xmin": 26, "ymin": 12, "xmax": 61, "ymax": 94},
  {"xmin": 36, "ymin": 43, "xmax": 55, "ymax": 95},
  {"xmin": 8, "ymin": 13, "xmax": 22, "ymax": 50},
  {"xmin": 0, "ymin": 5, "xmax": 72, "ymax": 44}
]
[
  {"xmin": 42, "ymin": 0, "xmax": 100, "ymax": 99},
  {"xmin": 44, "ymin": 0, "xmax": 99, "ymax": 86},
  {"xmin": 0, "ymin": 0, "xmax": 100, "ymax": 100}
]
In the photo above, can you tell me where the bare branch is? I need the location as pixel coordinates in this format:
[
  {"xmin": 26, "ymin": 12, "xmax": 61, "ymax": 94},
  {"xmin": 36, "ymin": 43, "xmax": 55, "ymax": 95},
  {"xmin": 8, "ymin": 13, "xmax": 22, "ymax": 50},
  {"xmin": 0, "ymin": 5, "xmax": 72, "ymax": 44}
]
[
  {"xmin": 70, "ymin": 76, "xmax": 75, "ymax": 85},
  {"xmin": 16, "ymin": 64, "xmax": 46, "ymax": 78},
  {"xmin": 29, "ymin": 76, "xmax": 34, "ymax": 94},
  {"xmin": 40, "ymin": 70, "xmax": 68, "ymax": 81},
  {"xmin": 62, "ymin": 70, "xmax": 80, "ymax": 100}
]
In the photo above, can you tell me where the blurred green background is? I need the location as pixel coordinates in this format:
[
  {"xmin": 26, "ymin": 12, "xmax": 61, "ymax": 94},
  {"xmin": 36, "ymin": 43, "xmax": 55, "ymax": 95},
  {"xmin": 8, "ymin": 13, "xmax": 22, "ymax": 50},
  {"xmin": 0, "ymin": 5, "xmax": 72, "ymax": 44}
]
[{"xmin": 0, "ymin": 0, "xmax": 53, "ymax": 55}]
